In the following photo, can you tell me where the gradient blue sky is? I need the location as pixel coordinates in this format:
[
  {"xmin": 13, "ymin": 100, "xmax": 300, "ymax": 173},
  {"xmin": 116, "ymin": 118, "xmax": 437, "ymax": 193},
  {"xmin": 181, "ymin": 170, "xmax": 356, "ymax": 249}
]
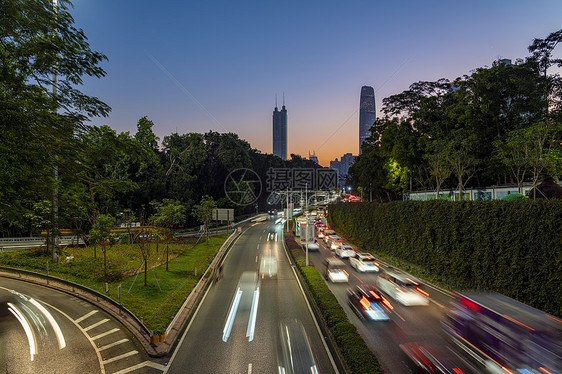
[{"xmin": 73, "ymin": 0, "xmax": 562, "ymax": 166}]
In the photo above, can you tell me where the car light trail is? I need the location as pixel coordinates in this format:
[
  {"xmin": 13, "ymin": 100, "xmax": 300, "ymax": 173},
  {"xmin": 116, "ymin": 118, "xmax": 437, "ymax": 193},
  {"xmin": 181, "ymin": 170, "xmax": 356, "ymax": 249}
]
[
  {"xmin": 29, "ymin": 298, "xmax": 66, "ymax": 349},
  {"xmin": 223, "ymin": 288, "xmax": 242, "ymax": 342},
  {"xmin": 8, "ymin": 302, "xmax": 37, "ymax": 361},
  {"xmin": 246, "ymin": 288, "xmax": 260, "ymax": 342}
]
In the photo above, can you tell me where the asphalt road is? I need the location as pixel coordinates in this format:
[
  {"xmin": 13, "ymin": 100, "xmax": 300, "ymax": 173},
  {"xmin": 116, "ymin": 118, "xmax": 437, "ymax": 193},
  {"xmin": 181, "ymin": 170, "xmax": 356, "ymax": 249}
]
[
  {"xmin": 164, "ymin": 218, "xmax": 338, "ymax": 374},
  {"xmin": 0, "ymin": 277, "xmax": 165, "ymax": 374},
  {"xmin": 306, "ymin": 233, "xmax": 477, "ymax": 374}
]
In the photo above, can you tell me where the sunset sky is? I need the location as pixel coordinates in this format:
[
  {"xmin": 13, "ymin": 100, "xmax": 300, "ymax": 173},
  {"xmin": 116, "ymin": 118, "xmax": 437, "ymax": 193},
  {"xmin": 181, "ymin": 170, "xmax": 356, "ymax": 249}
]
[{"xmin": 73, "ymin": 0, "xmax": 562, "ymax": 166}]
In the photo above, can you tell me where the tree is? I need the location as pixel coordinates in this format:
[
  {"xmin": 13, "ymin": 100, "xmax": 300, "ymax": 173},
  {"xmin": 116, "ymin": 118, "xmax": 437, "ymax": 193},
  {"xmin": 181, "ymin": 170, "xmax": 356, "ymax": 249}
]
[
  {"xmin": 89, "ymin": 214, "xmax": 115, "ymax": 277},
  {"xmin": 149, "ymin": 199, "xmax": 186, "ymax": 270},
  {"xmin": 1, "ymin": 0, "xmax": 110, "ymax": 247},
  {"xmin": 192, "ymin": 196, "xmax": 217, "ymax": 242},
  {"xmin": 424, "ymin": 140, "xmax": 452, "ymax": 199}
]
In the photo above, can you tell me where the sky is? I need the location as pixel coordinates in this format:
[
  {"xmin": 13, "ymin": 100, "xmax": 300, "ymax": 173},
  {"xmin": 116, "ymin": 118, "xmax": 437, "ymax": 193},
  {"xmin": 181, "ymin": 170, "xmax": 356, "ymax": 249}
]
[{"xmin": 71, "ymin": 0, "xmax": 562, "ymax": 166}]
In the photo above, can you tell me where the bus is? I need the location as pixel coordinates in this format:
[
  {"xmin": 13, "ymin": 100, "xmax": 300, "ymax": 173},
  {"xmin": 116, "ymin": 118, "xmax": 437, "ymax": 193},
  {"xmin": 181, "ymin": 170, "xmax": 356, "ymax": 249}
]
[{"xmin": 443, "ymin": 291, "xmax": 561, "ymax": 374}]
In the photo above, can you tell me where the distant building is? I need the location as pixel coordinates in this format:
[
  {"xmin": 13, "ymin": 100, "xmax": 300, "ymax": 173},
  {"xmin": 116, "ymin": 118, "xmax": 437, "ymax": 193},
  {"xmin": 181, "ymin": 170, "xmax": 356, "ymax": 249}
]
[
  {"xmin": 308, "ymin": 151, "xmax": 319, "ymax": 164},
  {"xmin": 273, "ymin": 98, "xmax": 288, "ymax": 160},
  {"xmin": 330, "ymin": 153, "xmax": 356, "ymax": 187},
  {"xmin": 359, "ymin": 86, "xmax": 376, "ymax": 155}
]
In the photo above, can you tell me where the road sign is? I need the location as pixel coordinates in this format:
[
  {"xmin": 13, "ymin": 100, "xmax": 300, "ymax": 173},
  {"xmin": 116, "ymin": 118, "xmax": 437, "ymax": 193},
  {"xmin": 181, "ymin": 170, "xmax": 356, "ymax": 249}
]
[{"xmin": 212, "ymin": 209, "xmax": 234, "ymax": 221}]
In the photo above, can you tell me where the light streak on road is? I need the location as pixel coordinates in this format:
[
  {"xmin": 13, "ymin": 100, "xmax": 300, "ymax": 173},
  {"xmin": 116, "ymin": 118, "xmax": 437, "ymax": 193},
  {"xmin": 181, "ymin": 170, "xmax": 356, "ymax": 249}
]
[
  {"xmin": 8, "ymin": 302, "xmax": 37, "ymax": 361},
  {"xmin": 29, "ymin": 298, "xmax": 66, "ymax": 349},
  {"xmin": 223, "ymin": 288, "xmax": 242, "ymax": 342},
  {"xmin": 247, "ymin": 288, "xmax": 260, "ymax": 342}
]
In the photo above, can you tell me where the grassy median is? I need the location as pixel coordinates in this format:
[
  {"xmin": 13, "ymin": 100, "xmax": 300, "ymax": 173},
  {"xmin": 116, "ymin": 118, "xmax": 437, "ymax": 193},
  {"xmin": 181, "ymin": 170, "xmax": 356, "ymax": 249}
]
[{"xmin": 0, "ymin": 234, "xmax": 228, "ymax": 333}]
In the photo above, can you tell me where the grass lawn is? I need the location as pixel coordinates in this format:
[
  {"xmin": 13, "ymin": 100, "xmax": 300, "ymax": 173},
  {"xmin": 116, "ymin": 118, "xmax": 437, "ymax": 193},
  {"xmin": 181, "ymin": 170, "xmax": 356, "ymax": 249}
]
[{"xmin": 0, "ymin": 234, "xmax": 228, "ymax": 333}]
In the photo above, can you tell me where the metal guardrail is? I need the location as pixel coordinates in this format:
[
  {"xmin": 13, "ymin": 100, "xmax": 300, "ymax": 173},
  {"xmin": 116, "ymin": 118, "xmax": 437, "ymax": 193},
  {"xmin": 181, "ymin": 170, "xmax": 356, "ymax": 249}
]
[{"xmin": 0, "ymin": 266, "xmax": 152, "ymax": 338}]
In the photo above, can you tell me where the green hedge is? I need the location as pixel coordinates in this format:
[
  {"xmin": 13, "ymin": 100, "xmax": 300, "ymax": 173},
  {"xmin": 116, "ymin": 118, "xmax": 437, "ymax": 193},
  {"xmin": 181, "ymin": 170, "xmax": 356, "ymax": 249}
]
[
  {"xmin": 328, "ymin": 200, "xmax": 562, "ymax": 317},
  {"xmin": 285, "ymin": 234, "xmax": 384, "ymax": 374}
]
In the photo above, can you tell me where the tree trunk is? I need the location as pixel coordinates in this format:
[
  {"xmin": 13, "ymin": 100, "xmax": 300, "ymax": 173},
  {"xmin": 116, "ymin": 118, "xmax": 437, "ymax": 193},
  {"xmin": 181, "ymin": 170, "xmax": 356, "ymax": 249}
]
[
  {"xmin": 166, "ymin": 244, "xmax": 169, "ymax": 272},
  {"xmin": 103, "ymin": 246, "xmax": 107, "ymax": 277},
  {"xmin": 144, "ymin": 260, "xmax": 147, "ymax": 286}
]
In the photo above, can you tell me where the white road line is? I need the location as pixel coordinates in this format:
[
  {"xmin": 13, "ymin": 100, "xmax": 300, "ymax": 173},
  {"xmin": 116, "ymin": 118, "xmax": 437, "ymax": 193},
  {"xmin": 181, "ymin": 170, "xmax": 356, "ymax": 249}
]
[
  {"xmin": 248, "ymin": 363, "xmax": 253, "ymax": 374},
  {"xmin": 113, "ymin": 361, "xmax": 166, "ymax": 374},
  {"xmin": 255, "ymin": 256, "xmax": 258, "ymax": 262},
  {"xmin": 257, "ymin": 244, "xmax": 260, "ymax": 250},
  {"xmin": 84, "ymin": 318, "xmax": 110, "ymax": 332},
  {"xmin": 102, "ymin": 350, "xmax": 138, "ymax": 364},
  {"xmin": 91, "ymin": 328, "xmax": 120, "ymax": 341},
  {"xmin": 75, "ymin": 310, "xmax": 98, "ymax": 323},
  {"xmin": 98, "ymin": 338, "xmax": 129, "ymax": 351}
]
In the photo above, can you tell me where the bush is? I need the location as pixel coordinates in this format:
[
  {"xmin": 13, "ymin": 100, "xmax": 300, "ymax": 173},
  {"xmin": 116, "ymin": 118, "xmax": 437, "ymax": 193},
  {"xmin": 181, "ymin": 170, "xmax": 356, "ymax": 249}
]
[{"xmin": 328, "ymin": 200, "xmax": 562, "ymax": 317}]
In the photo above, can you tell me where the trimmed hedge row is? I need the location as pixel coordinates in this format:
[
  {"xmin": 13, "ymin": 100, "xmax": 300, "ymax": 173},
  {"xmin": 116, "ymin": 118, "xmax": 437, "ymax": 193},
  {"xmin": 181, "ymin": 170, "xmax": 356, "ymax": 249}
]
[
  {"xmin": 284, "ymin": 234, "xmax": 384, "ymax": 374},
  {"xmin": 328, "ymin": 200, "xmax": 562, "ymax": 317}
]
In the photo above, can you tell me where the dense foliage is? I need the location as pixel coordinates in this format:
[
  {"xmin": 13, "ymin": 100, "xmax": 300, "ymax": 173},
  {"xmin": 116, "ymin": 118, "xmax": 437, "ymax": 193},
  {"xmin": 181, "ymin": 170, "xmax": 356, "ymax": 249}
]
[
  {"xmin": 285, "ymin": 234, "xmax": 384, "ymax": 374},
  {"xmin": 350, "ymin": 30, "xmax": 562, "ymax": 200},
  {"xmin": 328, "ymin": 201, "xmax": 562, "ymax": 317}
]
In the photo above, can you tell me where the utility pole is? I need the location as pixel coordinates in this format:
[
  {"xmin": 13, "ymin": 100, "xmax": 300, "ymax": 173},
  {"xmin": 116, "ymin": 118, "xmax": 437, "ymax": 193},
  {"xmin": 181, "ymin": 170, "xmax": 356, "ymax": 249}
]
[{"xmin": 51, "ymin": 0, "xmax": 59, "ymax": 262}]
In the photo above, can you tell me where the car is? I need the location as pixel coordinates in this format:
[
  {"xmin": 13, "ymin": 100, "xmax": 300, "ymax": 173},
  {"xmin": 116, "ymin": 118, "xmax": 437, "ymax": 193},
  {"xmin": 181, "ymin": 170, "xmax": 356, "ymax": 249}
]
[
  {"xmin": 317, "ymin": 227, "xmax": 326, "ymax": 238},
  {"xmin": 324, "ymin": 257, "xmax": 348, "ymax": 283},
  {"xmin": 327, "ymin": 235, "xmax": 343, "ymax": 250},
  {"xmin": 347, "ymin": 285, "xmax": 391, "ymax": 321},
  {"xmin": 376, "ymin": 270, "xmax": 429, "ymax": 306},
  {"xmin": 322, "ymin": 230, "xmax": 336, "ymax": 243},
  {"xmin": 400, "ymin": 342, "xmax": 478, "ymax": 373},
  {"xmin": 349, "ymin": 253, "xmax": 379, "ymax": 272},
  {"xmin": 277, "ymin": 319, "xmax": 319, "ymax": 374},
  {"xmin": 335, "ymin": 244, "xmax": 356, "ymax": 259},
  {"xmin": 306, "ymin": 241, "xmax": 320, "ymax": 251}
]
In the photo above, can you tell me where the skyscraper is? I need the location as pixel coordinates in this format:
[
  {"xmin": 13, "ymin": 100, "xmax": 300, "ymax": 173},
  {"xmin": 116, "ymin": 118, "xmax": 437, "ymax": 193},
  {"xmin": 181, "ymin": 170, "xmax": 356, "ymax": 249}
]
[
  {"xmin": 273, "ymin": 97, "xmax": 287, "ymax": 160},
  {"xmin": 359, "ymin": 86, "xmax": 376, "ymax": 155}
]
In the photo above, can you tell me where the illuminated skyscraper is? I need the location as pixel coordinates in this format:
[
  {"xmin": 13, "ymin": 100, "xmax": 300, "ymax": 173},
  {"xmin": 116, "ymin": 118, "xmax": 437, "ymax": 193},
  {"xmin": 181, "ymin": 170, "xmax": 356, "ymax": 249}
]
[
  {"xmin": 359, "ymin": 86, "xmax": 376, "ymax": 155},
  {"xmin": 273, "ymin": 97, "xmax": 287, "ymax": 160}
]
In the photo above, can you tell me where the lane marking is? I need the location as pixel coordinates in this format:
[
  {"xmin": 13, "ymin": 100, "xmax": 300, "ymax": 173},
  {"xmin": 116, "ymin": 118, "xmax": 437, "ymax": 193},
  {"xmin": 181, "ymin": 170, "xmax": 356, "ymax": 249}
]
[
  {"xmin": 91, "ymin": 328, "xmax": 120, "ymax": 341},
  {"xmin": 103, "ymin": 350, "xmax": 138, "ymax": 364},
  {"xmin": 84, "ymin": 318, "xmax": 110, "ymax": 332},
  {"xmin": 248, "ymin": 363, "xmax": 253, "ymax": 374},
  {"xmin": 75, "ymin": 310, "xmax": 98, "ymax": 323},
  {"xmin": 98, "ymin": 338, "xmax": 129, "ymax": 351},
  {"xmin": 113, "ymin": 361, "xmax": 166, "ymax": 374}
]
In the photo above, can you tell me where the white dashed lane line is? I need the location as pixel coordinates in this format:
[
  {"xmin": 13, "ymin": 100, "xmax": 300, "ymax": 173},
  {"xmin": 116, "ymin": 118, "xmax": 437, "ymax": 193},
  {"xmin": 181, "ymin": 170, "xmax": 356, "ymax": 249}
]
[
  {"xmin": 103, "ymin": 350, "xmax": 139, "ymax": 364},
  {"xmin": 91, "ymin": 328, "xmax": 120, "ymax": 341},
  {"xmin": 98, "ymin": 339, "xmax": 129, "ymax": 351},
  {"xmin": 83, "ymin": 318, "xmax": 110, "ymax": 331},
  {"xmin": 75, "ymin": 310, "xmax": 98, "ymax": 323}
]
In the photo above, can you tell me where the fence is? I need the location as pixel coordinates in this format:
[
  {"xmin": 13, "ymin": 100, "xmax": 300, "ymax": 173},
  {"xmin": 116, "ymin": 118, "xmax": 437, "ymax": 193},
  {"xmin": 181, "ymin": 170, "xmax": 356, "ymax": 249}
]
[{"xmin": 403, "ymin": 184, "xmax": 535, "ymax": 201}]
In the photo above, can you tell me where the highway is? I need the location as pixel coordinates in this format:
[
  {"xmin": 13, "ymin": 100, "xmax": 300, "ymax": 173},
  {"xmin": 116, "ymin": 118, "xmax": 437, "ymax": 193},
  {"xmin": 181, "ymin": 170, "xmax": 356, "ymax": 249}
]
[
  {"xmin": 305, "ymin": 230, "xmax": 478, "ymax": 373},
  {"xmin": 164, "ymin": 218, "xmax": 338, "ymax": 374},
  {"xmin": 0, "ymin": 277, "xmax": 165, "ymax": 374}
]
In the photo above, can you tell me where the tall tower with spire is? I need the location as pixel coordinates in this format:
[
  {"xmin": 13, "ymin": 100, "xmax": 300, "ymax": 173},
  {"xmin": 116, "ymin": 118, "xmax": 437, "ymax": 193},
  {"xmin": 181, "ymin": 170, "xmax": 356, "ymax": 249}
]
[
  {"xmin": 273, "ymin": 94, "xmax": 287, "ymax": 160},
  {"xmin": 359, "ymin": 86, "xmax": 376, "ymax": 155}
]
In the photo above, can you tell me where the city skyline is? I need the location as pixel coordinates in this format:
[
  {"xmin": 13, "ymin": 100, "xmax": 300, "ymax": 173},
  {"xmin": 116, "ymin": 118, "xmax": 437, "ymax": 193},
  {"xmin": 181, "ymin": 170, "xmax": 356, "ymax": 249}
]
[{"xmin": 73, "ymin": 0, "xmax": 562, "ymax": 166}]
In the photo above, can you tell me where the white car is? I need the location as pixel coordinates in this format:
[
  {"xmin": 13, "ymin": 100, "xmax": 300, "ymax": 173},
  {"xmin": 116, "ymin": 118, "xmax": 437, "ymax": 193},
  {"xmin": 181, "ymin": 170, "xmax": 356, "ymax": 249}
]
[
  {"xmin": 376, "ymin": 270, "xmax": 429, "ymax": 306},
  {"xmin": 327, "ymin": 235, "xmax": 343, "ymax": 250},
  {"xmin": 335, "ymin": 245, "xmax": 356, "ymax": 259},
  {"xmin": 324, "ymin": 257, "xmax": 348, "ymax": 283},
  {"xmin": 350, "ymin": 253, "xmax": 379, "ymax": 272}
]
